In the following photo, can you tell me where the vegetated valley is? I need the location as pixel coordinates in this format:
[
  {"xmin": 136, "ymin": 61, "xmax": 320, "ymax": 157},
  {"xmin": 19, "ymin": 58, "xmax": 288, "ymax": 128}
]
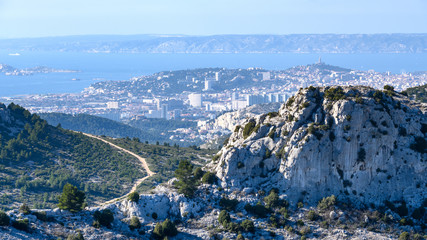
[{"xmin": 0, "ymin": 103, "xmax": 213, "ymax": 210}]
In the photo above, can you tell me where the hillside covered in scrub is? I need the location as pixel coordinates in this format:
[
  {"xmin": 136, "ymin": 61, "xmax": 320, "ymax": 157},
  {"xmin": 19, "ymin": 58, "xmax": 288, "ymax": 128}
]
[{"xmin": 0, "ymin": 103, "xmax": 213, "ymax": 210}]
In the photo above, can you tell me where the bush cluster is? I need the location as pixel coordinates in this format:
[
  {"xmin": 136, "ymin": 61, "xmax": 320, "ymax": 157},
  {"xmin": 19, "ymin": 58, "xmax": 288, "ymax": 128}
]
[
  {"xmin": 325, "ymin": 87, "xmax": 346, "ymax": 101},
  {"xmin": 93, "ymin": 209, "xmax": 114, "ymax": 228},
  {"xmin": 317, "ymin": 195, "xmax": 336, "ymax": 211},
  {"xmin": 244, "ymin": 202, "xmax": 270, "ymax": 218},
  {"xmin": 219, "ymin": 198, "xmax": 239, "ymax": 211},
  {"xmin": 152, "ymin": 218, "xmax": 178, "ymax": 239},
  {"xmin": 243, "ymin": 121, "xmax": 257, "ymax": 139},
  {"xmin": 128, "ymin": 192, "xmax": 140, "ymax": 203},
  {"xmin": 129, "ymin": 216, "xmax": 141, "ymax": 230},
  {"xmin": 12, "ymin": 218, "xmax": 29, "ymax": 232},
  {"xmin": 0, "ymin": 211, "xmax": 10, "ymax": 226}
]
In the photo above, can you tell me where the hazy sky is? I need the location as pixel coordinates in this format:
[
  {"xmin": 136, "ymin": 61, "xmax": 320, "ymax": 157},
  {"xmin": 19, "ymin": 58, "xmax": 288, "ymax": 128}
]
[{"xmin": 0, "ymin": 0, "xmax": 426, "ymax": 38}]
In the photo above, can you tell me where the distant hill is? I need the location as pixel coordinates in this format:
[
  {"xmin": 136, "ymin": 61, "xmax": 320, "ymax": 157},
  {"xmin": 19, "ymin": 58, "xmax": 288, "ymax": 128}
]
[
  {"xmin": 0, "ymin": 103, "xmax": 146, "ymax": 209},
  {"xmin": 402, "ymin": 84, "xmax": 427, "ymax": 103},
  {"xmin": 39, "ymin": 113, "xmax": 198, "ymax": 145},
  {"xmin": 39, "ymin": 112, "xmax": 163, "ymax": 142},
  {"xmin": 1, "ymin": 33, "xmax": 425, "ymax": 53}
]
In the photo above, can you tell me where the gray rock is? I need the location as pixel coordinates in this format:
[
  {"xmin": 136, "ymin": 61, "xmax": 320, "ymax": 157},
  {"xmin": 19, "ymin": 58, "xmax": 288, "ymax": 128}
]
[{"xmin": 210, "ymin": 86, "xmax": 427, "ymax": 208}]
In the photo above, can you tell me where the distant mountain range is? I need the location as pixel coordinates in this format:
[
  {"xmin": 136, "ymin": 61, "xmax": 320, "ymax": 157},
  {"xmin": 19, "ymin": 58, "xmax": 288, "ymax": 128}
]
[{"xmin": 0, "ymin": 34, "xmax": 426, "ymax": 53}]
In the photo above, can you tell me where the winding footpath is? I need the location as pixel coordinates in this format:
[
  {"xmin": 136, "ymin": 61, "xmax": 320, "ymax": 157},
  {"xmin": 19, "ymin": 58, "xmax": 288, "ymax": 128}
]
[{"xmin": 81, "ymin": 133, "xmax": 155, "ymax": 205}]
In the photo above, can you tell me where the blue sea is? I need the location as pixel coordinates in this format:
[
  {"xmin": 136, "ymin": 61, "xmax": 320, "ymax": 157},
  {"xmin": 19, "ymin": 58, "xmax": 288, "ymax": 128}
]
[{"xmin": 0, "ymin": 51, "xmax": 426, "ymax": 97}]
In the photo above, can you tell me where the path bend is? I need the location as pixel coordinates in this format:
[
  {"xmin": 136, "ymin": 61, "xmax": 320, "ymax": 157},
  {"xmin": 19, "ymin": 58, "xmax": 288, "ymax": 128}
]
[{"xmin": 81, "ymin": 132, "xmax": 155, "ymax": 205}]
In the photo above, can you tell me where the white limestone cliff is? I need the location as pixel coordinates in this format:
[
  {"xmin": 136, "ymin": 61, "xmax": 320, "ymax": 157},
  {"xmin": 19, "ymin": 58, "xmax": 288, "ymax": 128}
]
[{"xmin": 210, "ymin": 86, "xmax": 427, "ymax": 208}]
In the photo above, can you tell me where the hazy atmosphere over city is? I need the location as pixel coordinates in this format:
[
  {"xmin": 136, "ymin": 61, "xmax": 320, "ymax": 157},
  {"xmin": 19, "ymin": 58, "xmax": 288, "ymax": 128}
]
[{"xmin": 0, "ymin": 0, "xmax": 426, "ymax": 240}]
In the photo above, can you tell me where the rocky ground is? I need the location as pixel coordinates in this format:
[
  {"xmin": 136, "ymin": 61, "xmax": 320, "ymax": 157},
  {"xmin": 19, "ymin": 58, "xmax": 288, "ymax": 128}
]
[{"xmin": 0, "ymin": 181, "xmax": 425, "ymax": 239}]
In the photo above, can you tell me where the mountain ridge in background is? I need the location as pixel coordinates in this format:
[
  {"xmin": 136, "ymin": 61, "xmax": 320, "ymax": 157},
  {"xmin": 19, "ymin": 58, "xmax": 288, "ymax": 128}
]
[{"xmin": 0, "ymin": 33, "xmax": 426, "ymax": 53}]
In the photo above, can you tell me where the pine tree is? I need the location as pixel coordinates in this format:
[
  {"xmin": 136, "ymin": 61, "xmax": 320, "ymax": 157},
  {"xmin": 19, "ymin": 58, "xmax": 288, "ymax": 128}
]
[
  {"xmin": 58, "ymin": 183, "xmax": 86, "ymax": 213},
  {"xmin": 174, "ymin": 160, "xmax": 196, "ymax": 197}
]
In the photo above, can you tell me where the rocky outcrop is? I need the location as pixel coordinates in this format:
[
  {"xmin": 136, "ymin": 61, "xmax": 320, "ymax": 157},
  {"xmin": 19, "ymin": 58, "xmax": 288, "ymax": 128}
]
[
  {"xmin": 213, "ymin": 102, "xmax": 282, "ymax": 131},
  {"xmin": 210, "ymin": 86, "xmax": 427, "ymax": 208}
]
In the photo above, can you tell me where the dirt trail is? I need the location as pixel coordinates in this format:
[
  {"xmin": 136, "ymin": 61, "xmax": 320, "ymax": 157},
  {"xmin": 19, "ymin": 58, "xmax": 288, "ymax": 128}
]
[{"xmin": 81, "ymin": 133, "xmax": 155, "ymax": 205}]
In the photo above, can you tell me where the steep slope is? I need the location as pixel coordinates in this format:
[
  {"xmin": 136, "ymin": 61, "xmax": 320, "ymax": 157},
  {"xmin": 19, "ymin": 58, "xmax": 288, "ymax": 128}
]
[
  {"xmin": 0, "ymin": 103, "xmax": 146, "ymax": 209},
  {"xmin": 210, "ymin": 86, "xmax": 426, "ymax": 208}
]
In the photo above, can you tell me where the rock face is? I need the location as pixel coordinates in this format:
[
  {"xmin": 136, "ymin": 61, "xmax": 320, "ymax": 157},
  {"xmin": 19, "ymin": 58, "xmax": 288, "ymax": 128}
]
[
  {"xmin": 210, "ymin": 86, "xmax": 426, "ymax": 208},
  {"xmin": 213, "ymin": 103, "xmax": 282, "ymax": 131}
]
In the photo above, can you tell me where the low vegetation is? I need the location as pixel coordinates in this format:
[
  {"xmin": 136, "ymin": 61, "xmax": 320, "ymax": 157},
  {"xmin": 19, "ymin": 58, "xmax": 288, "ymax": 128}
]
[{"xmin": 152, "ymin": 218, "xmax": 178, "ymax": 239}]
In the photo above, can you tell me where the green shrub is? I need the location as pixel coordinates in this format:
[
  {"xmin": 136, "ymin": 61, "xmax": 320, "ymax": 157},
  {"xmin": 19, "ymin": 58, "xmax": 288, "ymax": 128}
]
[
  {"xmin": 174, "ymin": 160, "xmax": 197, "ymax": 197},
  {"xmin": 317, "ymin": 195, "xmax": 336, "ymax": 210},
  {"xmin": 384, "ymin": 85, "xmax": 394, "ymax": 91},
  {"xmin": 240, "ymin": 219, "xmax": 255, "ymax": 233},
  {"xmin": 58, "ymin": 183, "xmax": 86, "ymax": 213},
  {"xmin": 218, "ymin": 210, "xmax": 231, "ymax": 226},
  {"xmin": 225, "ymin": 222, "xmax": 240, "ymax": 233},
  {"xmin": 162, "ymin": 218, "xmax": 177, "ymax": 236},
  {"xmin": 398, "ymin": 232, "xmax": 410, "ymax": 240},
  {"xmin": 325, "ymin": 87, "xmax": 346, "ymax": 101},
  {"xmin": 92, "ymin": 220, "xmax": 101, "ymax": 228},
  {"xmin": 33, "ymin": 211, "xmax": 54, "ymax": 222},
  {"xmin": 128, "ymin": 192, "xmax": 140, "ymax": 203},
  {"xmin": 264, "ymin": 190, "xmax": 280, "ymax": 209},
  {"xmin": 306, "ymin": 210, "xmax": 318, "ymax": 221},
  {"xmin": 152, "ymin": 222, "xmax": 164, "ymax": 239},
  {"xmin": 373, "ymin": 90, "xmax": 384, "ymax": 103},
  {"xmin": 129, "ymin": 216, "xmax": 141, "ymax": 230},
  {"xmin": 264, "ymin": 149, "xmax": 271, "ymax": 159},
  {"xmin": 243, "ymin": 121, "xmax": 256, "ymax": 138},
  {"xmin": 0, "ymin": 211, "xmax": 10, "ymax": 226},
  {"xmin": 302, "ymin": 102, "xmax": 310, "ymax": 108},
  {"xmin": 152, "ymin": 218, "xmax": 178, "ymax": 239},
  {"xmin": 299, "ymin": 226, "xmax": 311, "ymax": 236},
  {"xmin": 12, "ymin": 218, "xmax": 29, "ymax": 232},
  {"xmin": 193, "ymin": 167, "xmax": 205, "ymax": 180},
  {"xmin": 286, "ymin": 96, "xmax": 295, "ymax": 107},
  {"xmin": 297, "ymin": 202, "xmax": 304, "ymax": 208},
  {"xmin": 93, "ymin": 209, "xmax": 114, "ymax": 228},
  {"xmin": 219, "ymin": 198, "xmax": 239, "ymax": 211},
  {"xmin": 244, "ymin": 202, "xmax": 270, "ymax": 218},
  {"xmin": 276, "ymin": 146, "xmax": 286, "ymax": 159},
  {"xmin": 267, "ymin": 112, "xmax": 279, "ymax": 118},
  {"xmin": 67, "ymin": 232, "xmax": 84, "ymax": 240},
  {"xmin": 201, "ymin": 172, "xmax": 217, "ymax": 184},
  {"xmin": 236, "ymin": 234, "xmax": 245, "ymax": 240},
  {"xmin": 212, "ymin": 154, "xmax": 221, "ymax": 162},
  {"xmin": 279, "ymin": 207, "xmax": 289, "ymax": 218},
  {"xmin": 19, "ymin": 204, "xmax": 31, "ymax": 215}
]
